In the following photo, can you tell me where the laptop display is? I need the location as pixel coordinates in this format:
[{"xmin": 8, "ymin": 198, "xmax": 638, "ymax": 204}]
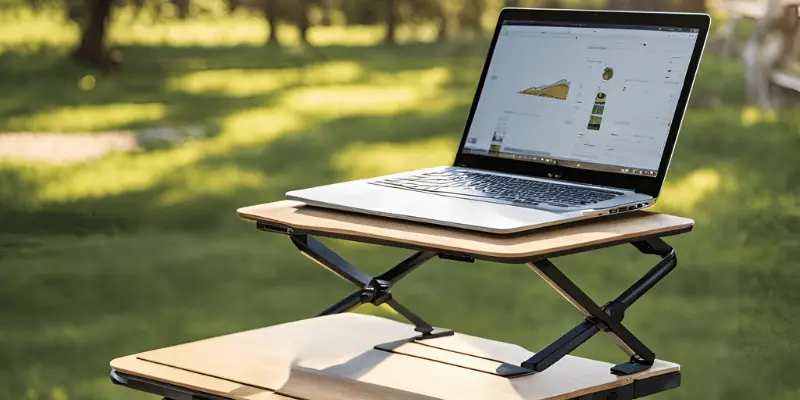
[{"xmin": 462, "ymin": 21, "xmax": 701, "ymax": 178}]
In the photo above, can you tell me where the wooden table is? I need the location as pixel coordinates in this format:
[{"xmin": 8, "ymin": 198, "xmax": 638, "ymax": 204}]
[
  {"xmin": 112, "ymin": 314, "xmax": 681, "ymax": 400},
  {"xmin": 111, "ymin": 201, "xmax": 693, "ymax": 399}
]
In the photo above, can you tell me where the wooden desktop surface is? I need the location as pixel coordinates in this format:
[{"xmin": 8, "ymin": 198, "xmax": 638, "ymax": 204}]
[
  {"xmin": 111, "ymin": 314, "xmax": 680, "ymax": 400},
  {"xmin": 237, "ymin": 201, "xmax": 693, "ymax": 261}
]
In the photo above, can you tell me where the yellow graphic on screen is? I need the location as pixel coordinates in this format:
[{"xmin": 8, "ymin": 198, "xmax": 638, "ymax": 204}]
[{"xmin": 519, "ymin": 79, "xmax": 571, "ymax": 100}]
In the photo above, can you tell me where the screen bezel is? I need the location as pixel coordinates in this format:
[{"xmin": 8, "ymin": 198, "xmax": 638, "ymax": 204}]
[{"xmin": 452, "ymin": 8, "xmax": 711, "ymax": 198}]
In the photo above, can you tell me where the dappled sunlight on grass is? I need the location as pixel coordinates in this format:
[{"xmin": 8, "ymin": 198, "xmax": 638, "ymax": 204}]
[
  {"xmin": 741, "ymin": 106, "xmax": 777, "ymax": 127},
  {"xmin": 113, "ymin": 16, "xmax": 269, "ymax": 47},
  {"xmin": 281, "ymin": 85, "xmax": 422, "ymax": 116},
  {"xmin": 169, "ymin": 69, "xmax": 292, "ymax": 96},
  {"xmin": 35, "ymin": 145, "xmax": 206, "ymax": 203},
  {"xmin": 308, "ymin": 25, "xmax": 442, "ymax": 46},
  {"xmin": 0, "ymin": 8, "xmax": 77, "ymax": 51},
  {"xmin": 26, "ymin": 109, "xmax": 302, "ymax": 204},
  {"xmin": 5, "ymin": 103, "xmax": 166, "ymax": 133},
  {"xmin": 334, "ymin": 137, "xmax": 456, "ymax": 180},
  {"xmin": 0, "ymin": 60, "xmax": 464, "ymax": 209},
  {"xmin": 219, "ymin": 109, "xmax": 306, "ymax": 146},
  {"xmin": 158, "ymin": 164, "xmax": 268, "ymax": 206},
  {"xmin": 658, "ymin": 168, "xmax": 724, "ymax": 214},
  {"xmin": 169, "ymin": 61, "xmax": 366, "ymax": 96},
  {"xmin": 279, "ymin": 67, "xmax": 452, "ymax": 117}
]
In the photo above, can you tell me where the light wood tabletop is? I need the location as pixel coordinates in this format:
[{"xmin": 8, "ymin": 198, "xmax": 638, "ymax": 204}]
[
  {"xmin": 237, "ymin": 201, "xmax": 694, "ymax": 262},
  {"xmin": 111, "ymin": 314, "xmax": 680, "ymax": 400}
]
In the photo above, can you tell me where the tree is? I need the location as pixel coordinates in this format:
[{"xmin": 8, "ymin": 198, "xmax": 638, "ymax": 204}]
[
  {"xmin": 298, "ymin": 0, "xmax": 311, "ymax": 45},
  {"xmin": 384, "ymin": 0, "xmax": 397, "ymax": 44},
  {"xmin": 459, "ymin": 0, "xmax": 484, "ymax": 33},
  {"xmin": 319, "ymin": 0, "xmax": 334, "ymax": 26},
  {"xmin": 622, "ymin": 0, "xmax": 709, "ymax": 11},
  {"xmin": 679, "ymin": 0, "xmax": 707, "ymax": 13},
  {"xmin": 170, "ymin": 0, "xmax": 190, "ymax": 19},
  {"xmin": 262, "ymin": 0, "xmax": 279, "ymax": 45},
  {"xmin": 226, "ymin": 0, "xmax": 240, "ymax": 13},
  {"xmin": 435, "ymin": 1, "xmax": 450, "ymax": 41},
  {"xmin": 541, "ymin": 0, "xmax": 562, "ymax": 8},
  {"xmin": 71, "ymin": 0, "xmax": 117, "ymax": 71},
  {"xmin": 608, "ymin": 0, "xmax": 635, "ymax": 10}
]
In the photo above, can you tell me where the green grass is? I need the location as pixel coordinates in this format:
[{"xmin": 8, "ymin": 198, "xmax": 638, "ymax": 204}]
[{"xmin": 1, "ymin": 9, "xmax": 799, "ymax": 400}]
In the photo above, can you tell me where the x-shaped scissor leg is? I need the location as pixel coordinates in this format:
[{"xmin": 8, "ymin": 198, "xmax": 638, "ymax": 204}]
[
  {"xmin": 522, "ymin": 237, "xmax": 677, "ymax": 376},
  {"xmin": 290, "ymin": 234, "xmax": 454, "ymax": 340}
]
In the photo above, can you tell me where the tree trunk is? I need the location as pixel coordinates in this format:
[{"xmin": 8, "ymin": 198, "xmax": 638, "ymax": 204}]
[
  {"xmin": 651, "ymin": 0, "xmax": 677, "ymax": 11},
  {"xmin": 607, "ymin": 0, "xmax": 636, "ymax": 10},
  {"xmin": 541, "ymin": 0, "xmax": 562, "ymax": 8},
  {"xmin": 384, "ymin": 0, "xmax": 397, "ymax": 45},
  {"xmin": 132, "ymin": 0, "xmax": 145, "ymax": 19},
  {"xmin": 71, "ymin": 0, "xmax": 117, "ymax": 71},
  {"xmin": 298, "ymin": 0, "xmax": 311, "ymax": 45},
  {"xmin": 263, "ymin": 0, "xmax": 279, "ymax": 46},
  {"xmin": 170, "ymin": 0, "xmax": 190, "ymax": 20},
  {"xmin": 436, "ymin": 2, "xmax": 449, "ymax": 42},
  {"xmin": 680, "ymin": 0, "xmax": 707, "ymax": 13},
  {"xmin": 320, "ymin": 0, "xmax": 333, "ymax": 26},
  {"xmin": 226, "ymin": 0, "xmax": 240, "ymax": 14},
  {"xmin": 460, "ymin": 0, "xmax": 484, "ymax": 33}
]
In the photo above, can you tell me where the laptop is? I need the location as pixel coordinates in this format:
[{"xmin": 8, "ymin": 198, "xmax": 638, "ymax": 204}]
[{"xmin": 287, "ymin": 8, "xmax": 711, "ymax": 234}]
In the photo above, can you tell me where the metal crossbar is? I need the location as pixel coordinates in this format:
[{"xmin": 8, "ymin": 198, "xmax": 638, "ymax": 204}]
[{"xmin": 291, "ymin": 234, "xmax": 454, "ymax": 339}]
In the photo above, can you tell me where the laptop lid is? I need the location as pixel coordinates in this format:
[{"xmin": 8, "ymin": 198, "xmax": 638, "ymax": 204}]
[{"xmin": 453, "ymin": 9, "xmax": 710, "ymax": 198}]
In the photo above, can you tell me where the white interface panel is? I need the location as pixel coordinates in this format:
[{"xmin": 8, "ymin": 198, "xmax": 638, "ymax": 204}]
[{"xmin": 463, "ymin": 22, "xmax": 699, "ymax": 177}]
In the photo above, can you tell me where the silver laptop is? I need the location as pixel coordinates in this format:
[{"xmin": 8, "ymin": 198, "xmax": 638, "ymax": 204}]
[{"xmin": 287, "ymin": 8, "xmax": 710, "ymax": 234}]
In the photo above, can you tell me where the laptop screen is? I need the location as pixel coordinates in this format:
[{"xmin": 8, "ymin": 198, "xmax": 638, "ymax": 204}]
[{"xmin": 462, "ymin": 21, "xmax": 700, "ymax": 178}]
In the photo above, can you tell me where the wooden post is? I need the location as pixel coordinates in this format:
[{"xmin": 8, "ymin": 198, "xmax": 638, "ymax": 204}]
[{"xmin": 743, "ymin": 0, "xmax": 784, "ymax": 109}]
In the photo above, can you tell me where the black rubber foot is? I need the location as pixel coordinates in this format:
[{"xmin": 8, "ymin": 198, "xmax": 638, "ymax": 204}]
[
  {"xmin": 611, "ymin": 360, "xmax": 653, "ymax": 376},
  {"xmin": 413, "ymin": 328, "xmax": 455, "ymax": 341}
]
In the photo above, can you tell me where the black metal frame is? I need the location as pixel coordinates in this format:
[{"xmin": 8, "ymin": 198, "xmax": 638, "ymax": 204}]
[
  {"xmin": 258, "ymin": 220, "xmax": 682, "ymax": 378},
  {"xmin": 109, "ymin": 221, "xmax": 688, "ymax": 399},
  {"xmin": 523, "ymin": 237, "xmax": 677, "ymax": 376},
  {"xmin": 290, "ymin": 234, "xmax": 454, "ymax": 339}
]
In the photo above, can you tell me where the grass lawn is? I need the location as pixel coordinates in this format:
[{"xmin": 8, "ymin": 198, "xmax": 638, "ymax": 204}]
[{"xmin": 1, "ymin": 8, "xmax": 799, "ymax": 400}]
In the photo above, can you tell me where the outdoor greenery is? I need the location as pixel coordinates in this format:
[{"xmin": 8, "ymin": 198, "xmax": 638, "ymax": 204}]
[{"xmin": 1, "ymin": 5, "xmax": 799, "ymax": 400}]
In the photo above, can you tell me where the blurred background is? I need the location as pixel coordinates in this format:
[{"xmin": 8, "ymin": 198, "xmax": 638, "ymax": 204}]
[{"xmin": 1, "ymin": 0, "xmax": 799, "ymax": 398}]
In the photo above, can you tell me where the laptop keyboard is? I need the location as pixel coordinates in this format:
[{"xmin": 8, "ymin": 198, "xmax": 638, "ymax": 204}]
[{"xmin": 370, "ymin": 170, "xmax": 624, "ymax": 208}]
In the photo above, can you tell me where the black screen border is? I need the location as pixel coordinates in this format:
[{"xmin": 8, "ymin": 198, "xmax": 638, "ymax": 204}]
[{"xmin": 452, "ymin": 8, "xmax": 711, "ymax": 198}]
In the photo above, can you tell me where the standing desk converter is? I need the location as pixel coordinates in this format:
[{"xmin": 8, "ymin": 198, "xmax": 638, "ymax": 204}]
[{"xmin": 111, "ymin": 200, "xmax": 694, "ymax": 400}]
